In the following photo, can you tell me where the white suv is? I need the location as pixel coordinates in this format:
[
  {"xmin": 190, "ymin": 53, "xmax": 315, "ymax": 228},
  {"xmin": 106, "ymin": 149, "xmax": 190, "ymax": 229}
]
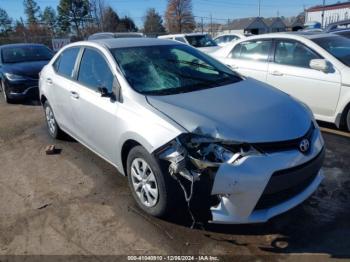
[{"xmin": 212, "ymin": 32, "xmax": 350, "ymax": 131}]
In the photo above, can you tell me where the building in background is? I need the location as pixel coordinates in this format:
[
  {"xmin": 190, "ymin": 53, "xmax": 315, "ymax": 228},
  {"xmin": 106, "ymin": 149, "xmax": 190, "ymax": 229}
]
[{"xmin": 306, "ymin": 2, "xmax": 350, "ymax": 28}]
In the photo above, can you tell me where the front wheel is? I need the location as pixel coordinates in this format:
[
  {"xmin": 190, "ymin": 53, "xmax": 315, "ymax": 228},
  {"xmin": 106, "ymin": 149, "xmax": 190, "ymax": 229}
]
[
  {"xmin": 1, "ymin": 80, "xmax": 14, "ymax": 104},
  {"xmin": 346, "ymin": 109, "xmax": 350, "ymax": 132},
  {"xmin": 127, "ymin": 146, "xmax": 177, "ymax": 217}
]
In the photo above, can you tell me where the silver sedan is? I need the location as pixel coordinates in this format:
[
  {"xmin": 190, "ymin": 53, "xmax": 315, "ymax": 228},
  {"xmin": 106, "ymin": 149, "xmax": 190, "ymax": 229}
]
[{"xmin": 39, "ymin": 38, "xmax": 325, "ymax": 224}]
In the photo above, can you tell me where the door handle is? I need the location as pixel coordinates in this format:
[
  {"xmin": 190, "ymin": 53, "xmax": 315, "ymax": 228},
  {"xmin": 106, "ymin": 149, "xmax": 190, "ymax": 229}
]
[
  {"xmin": 270, "ymin": 71, "xmax": 283, "ymax": 76},
  {"xmin": 46, "ymin": 78, "xmax": 53, "ymax": 84},
  {"xmin": 70, "ymin": 91, "xmax": 79, "ymax": 99}
]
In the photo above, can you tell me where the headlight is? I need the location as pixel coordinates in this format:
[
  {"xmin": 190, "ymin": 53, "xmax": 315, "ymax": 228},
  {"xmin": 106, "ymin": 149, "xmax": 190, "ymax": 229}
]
[
  {"xmin": 177, "ymin": 134, "xmax": 260, "ymax": 169},
  {"xmin": 4, "ymin": 73, "xmax": 27, "ymax": 81}
]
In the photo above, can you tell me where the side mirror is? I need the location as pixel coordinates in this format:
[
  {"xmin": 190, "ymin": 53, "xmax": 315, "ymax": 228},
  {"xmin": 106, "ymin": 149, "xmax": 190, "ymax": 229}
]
[
  {"xmin": 310, "ymin": 59, "xmax": 330, "ymax": 73},
  {"xmin": 98, "ymin": 86, "xmax": 116, "ymax": 101}
]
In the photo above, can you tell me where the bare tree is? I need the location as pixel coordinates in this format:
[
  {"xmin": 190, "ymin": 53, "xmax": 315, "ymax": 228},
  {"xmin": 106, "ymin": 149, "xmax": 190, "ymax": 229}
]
[{"xmin": 165, "ymin": 0, "xmax": 195, "ymax": 33}]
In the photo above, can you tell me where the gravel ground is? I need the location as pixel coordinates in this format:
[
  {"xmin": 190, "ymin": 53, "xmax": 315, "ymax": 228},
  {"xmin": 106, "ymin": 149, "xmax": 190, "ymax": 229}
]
[{"xmin": 0, "ymin": 96, "xmax": 349, "ymax": 261}]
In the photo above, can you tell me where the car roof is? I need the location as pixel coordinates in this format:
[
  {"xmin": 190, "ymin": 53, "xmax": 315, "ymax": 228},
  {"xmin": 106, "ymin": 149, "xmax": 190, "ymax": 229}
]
[
  {"xmin": 87, "ymin": 37, "xmax": 184, "ymax": 49},
  {"xmin": 0, "ymin": 43, "xmax": 47, "ymax": 49},
  {"xmin": 159, "ymin": 33, "xmax": 207, "ymax": 38},
  {"xmin": 231, "ymin": 32, "xmax": 337, "ymax": 41},
  {"xmin": 88, "ymin": 32, "xmax": 143, "ymax": 39}
]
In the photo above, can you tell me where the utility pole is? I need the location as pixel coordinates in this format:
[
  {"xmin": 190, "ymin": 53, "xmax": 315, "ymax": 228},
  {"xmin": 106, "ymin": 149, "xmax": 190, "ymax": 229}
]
[
  {"xmin": 201, "ymin": 17, "xmax": 204, "ymax": 33},
  {"xmin": 321, "ymin": 0, "xmax": 326, "ymax": 28},
  {"xmin": 258, "ymin": 0, "xmax": 261, "ymax": 17},
  {"xmin": 210, "ymin": 14, "xmax": 213, "ymax": 35}
]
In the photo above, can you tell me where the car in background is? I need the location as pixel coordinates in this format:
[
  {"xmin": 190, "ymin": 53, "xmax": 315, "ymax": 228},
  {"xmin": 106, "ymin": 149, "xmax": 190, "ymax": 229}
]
[
  {"xmin": 158, "ymin": 33, "xmax": 220, "ymax": 53},
  {"xmin": 332, "ymin": 29, "xmax": 350, "ymax": 39},
  {"xmin": 39, "ymin": 38, "xmax": 324, "ymax": 224},
  {"xmin": 325, "ymin": 19, "xmax": 350, "ymax": 33},
  {"xmin": 0, "ymin": 43, "xmax": 53, "ymax": 103},
  {"xmin": 213, "ymin": 33, "xmax": 248, "ymax": 47},
  {"xmin": 88, "ymin": 32, "xmax": 144, "ymax": 40},
  {"xmin": 211, "ymin": 32, "xmax": 350, "ymax": 131}
]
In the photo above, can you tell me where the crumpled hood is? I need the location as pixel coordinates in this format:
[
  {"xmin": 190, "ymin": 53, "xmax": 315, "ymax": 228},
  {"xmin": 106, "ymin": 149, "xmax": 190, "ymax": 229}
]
[
  {"xmin": 147, "ymin": 78, "xmax": 311, "ymax": 143},
  {"xmin": 3, "ymin": 60, "xmax": 49, "ymax": 79}
]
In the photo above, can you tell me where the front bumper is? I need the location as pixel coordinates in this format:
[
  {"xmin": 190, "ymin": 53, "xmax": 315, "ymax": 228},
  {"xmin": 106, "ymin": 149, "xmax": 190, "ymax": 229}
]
[
  {"xmin": 4, "ymin": 79, "xmax": 39, "ymax": 99},
  {"xmin": 210, "ymin": 127, "xmax": 324, "ymax": 224}
]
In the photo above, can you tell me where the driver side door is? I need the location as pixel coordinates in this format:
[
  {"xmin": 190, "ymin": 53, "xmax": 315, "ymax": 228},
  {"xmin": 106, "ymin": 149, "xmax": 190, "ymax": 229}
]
[{"xmin": 71, "ymin": 47, "xmax": 120, "ymax": 163}]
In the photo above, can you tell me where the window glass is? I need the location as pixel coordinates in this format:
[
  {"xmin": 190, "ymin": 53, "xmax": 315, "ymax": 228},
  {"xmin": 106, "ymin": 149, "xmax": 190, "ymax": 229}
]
[
  {"xmin": 1, "ymin": 45, "xmax": 53, "ymax": 63},
  {"xmin": 230, "ymin": 40, "xmax": 271, "ymax": 61},
  {"xmin": 313, "ymin": 35, "xmax": 350, "ymax": 66},
  {"xmin": 185, "ymin": 35, "xmax": 217, "ymax": 47},
  {"xmin": 78, "ymin": 48, "xmax": 114, "ymax": 92},
  {"xmin": 274, "ymin": 40, "xmax": 320, "ymax": 68},
  {"xmin": 112, "ymin": 44, "xmax": 241, "ymax": 95},
  {"xmin": 230, "ymin": 44, "xmax": 242, "ymax": 58},
  {"xmin": 214, "ymin": 36, "xmax": 224, "ymax": 44},
  {"xmin": 56, "ymin": 47, "xmax": 80, "ymax": 78}
]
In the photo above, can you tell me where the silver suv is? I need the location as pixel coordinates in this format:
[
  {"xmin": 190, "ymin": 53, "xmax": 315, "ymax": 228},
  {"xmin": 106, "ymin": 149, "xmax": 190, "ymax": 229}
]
[{"xmin": 39, "ymin": 38, "xmax": 325, "ymax": 224}]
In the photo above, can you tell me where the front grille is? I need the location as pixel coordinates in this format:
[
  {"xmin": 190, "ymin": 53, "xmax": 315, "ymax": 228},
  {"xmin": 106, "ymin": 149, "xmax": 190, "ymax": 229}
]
[
  {"xmin": 254, "ymin": 147, "xmax": 325, "ymax": 210},
  {"xmin": 253, "ymin": 123, "xmax": 315, "ymax": 153}
]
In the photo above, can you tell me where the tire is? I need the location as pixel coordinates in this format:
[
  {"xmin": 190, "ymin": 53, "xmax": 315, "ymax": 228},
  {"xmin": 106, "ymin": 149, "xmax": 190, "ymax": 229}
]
[
  {"xmin": 1, "ymin": 80, "xmax": 15, "ymax": 104},
  {"xmin": 43, "ymin": 101, "xmax": 64, "ymax": 139},
  {"xmin": 346, "ymin": 109, "xmax": 350, "ymax": 132},
  {"xmin": 127, "ymin": 146, "xmax": 177, "ymax": 217}
]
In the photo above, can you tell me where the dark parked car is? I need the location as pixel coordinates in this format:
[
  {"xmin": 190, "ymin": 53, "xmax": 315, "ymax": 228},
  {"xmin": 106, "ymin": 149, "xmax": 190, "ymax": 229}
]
[
  {"xmin": 332, "ymin": 29, "xmax": 350, "ymax": 39},
  {"xmin": 0, "ymin": 43, "xmax": 53, "ymax": 103}
]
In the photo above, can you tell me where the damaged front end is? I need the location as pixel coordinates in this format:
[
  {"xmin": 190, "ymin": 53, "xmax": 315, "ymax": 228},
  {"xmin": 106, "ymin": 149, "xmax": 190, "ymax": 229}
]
[
  {"xmin": 155, "ymin": 128, "xmax": 325, "ymax": 225},
  {"xmin": 156, "ymin": 133, "xmax": 262, "ymax": 226}
]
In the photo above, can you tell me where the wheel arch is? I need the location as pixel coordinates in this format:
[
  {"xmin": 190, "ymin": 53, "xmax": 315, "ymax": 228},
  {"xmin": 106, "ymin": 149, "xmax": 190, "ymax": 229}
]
[{"xmin": 121, "ymin": 139, "xmax": 142, "ymax": 176}]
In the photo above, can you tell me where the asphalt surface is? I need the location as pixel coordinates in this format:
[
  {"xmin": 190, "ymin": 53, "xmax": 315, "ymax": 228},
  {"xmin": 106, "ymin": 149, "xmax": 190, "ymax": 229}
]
[{"xmin": 0, "ymin": 97, "xmax": 349, "ymax": 261}]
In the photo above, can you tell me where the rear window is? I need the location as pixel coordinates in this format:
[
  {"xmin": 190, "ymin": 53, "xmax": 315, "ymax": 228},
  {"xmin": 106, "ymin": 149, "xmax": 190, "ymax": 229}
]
[
  {"xmin": 185, "ymin": 35, "xmax": 217, "ymax": 48},
  {"xmin": 312, "ymin": 36, "xmax": 350, "ymax": 67},
  {"xmin": 54, "ymin": 47, "xmax": 80, "ymax": 78},
  {"xmin": 1, "ymin": 45, "xmax": 53, "ymax": 63}
]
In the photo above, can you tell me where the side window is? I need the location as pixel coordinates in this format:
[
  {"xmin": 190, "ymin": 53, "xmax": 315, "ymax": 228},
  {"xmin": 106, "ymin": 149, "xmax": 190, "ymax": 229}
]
[
  {"xmin": 77, "ymin": 48, "xmax": 114, "ymax": 92},
  {"xmin": 230, "ymin": 44, "xmax": 242, "ymax": 58},
  {"xmin": 55, "ymin": 47, "xmax": 80, "ymax": 78},
  {"xmin": 175, "ymin": 37, "xmax": 187, "ymax": 43},
  {"xmin": 215, "ymin": 36, "xmax": 224, "ymax": 44},
  {"xmin": 274, "ymin": 40, "xmax": 321, "ymax": 68},
  {"xmin": 230, "ymin": 40, "xmax": 272, "ymax": 61}
]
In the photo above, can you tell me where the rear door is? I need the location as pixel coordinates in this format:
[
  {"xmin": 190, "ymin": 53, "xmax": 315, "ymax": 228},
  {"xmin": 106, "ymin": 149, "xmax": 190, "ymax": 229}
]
[
  {"xmin": 219, "ymin": 39, "xmax": 272, "ymax": 82},
  {"xmin": 49, "ymin": 47, "xmax": 81, "ymax": 134},
  {"xmin": 266, "ymin": 39, "xmax": 341, "ymax": 117}
]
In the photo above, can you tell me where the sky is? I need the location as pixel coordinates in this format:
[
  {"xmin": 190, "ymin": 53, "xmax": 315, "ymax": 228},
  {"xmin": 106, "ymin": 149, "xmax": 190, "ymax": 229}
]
[{"xmin": 0, "ymin": 0, "xmax": 329, "ymax": 27}]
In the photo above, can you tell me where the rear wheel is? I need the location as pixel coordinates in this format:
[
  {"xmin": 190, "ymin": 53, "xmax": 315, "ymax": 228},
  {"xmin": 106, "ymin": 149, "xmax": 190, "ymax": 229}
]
[{"xmin": 44, "ymin": 101, "xmax": 64, "ymax": 139}]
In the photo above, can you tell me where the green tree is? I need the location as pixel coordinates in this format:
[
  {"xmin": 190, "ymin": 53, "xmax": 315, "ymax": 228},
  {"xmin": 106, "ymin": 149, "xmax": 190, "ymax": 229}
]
[
  {"xmin": 23, "ymin": 0, "xmax": 40, "ymax": 24},
  {"xmin": 143, "ymin": 8, "xmax": 165, "ymax": 35},
  {"xmin": 116, "ymin": 16, "xmax": 137, "ymax": 32},
  {"xmin": 0, "ymin": 8, "xmax": 12, "ymax": 34},
  {"xmin": 102, "ymin": 6, "xmax": 119, "ymax": 32},
  {"xmin": 57, "ymin": 0, "xmax": 90, "ymax": 37},
  {"xmin": 41, "ymin": 7, "xmax": 57, "ymax": 34}
]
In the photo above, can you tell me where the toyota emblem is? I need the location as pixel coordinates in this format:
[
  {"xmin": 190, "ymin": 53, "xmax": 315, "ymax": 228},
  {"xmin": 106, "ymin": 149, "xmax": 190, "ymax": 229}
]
[{"xmin": 299, "ymin": 139, "xmax": 310, "ymax": 153}]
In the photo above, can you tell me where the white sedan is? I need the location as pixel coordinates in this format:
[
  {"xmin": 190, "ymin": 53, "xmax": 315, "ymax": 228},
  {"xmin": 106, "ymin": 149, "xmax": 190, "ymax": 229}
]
[
  {"xmin": 213, "ymin": 33, "xmax": 247, "ymax": 47},
  {"xmin": 211, "ymin": 32, "xmax": 350, "ymax": 131}
]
